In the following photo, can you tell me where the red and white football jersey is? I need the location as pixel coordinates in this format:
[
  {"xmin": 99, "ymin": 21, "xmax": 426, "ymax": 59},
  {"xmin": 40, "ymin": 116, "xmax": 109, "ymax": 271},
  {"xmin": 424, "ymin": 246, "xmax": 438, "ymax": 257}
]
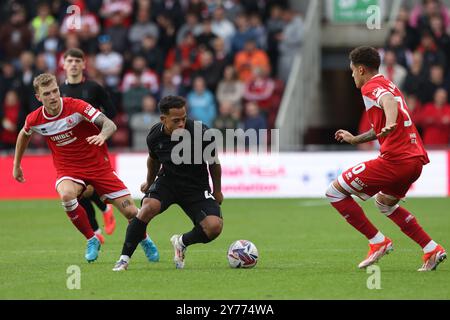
[
  {"xmin": 24, "ymin": 97, "xmax": 112, "ymax": 175},
  {"xmin": 361, "ymin": 74, "xmax": 429, "ymax": 164}
]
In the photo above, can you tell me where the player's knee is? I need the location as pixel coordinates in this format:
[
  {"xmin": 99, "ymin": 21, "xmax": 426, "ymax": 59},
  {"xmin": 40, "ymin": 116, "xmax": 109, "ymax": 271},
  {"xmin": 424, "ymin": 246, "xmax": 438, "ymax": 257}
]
[
  {"xmin": 62, "ymin": 198, "xmax": 79, "ymax": 212},
  {"xmin": 138, "ymin": 199, "xmax": 161, "ymax": 223},
  {"xmin": 374, "ymin": 198, "xmax": 399, "ymax": 216},
  {"xmin": 325, "ymin": 182, "xmax": 348, "ymax": 203},
  {"xmin": 122, "ymin": 205, "xmax": 138, "ymax": 220},
  {"xmin": 59, "ymin": 191, "xmax": 78, "ymax": 203},
  {"xmin": 203, "ymin": 217, "xmax": 223, "ymax": 240}
]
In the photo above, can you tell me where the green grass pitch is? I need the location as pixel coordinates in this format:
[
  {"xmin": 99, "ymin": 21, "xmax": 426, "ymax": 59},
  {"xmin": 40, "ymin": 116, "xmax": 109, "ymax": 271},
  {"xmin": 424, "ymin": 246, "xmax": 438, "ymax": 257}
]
[{"xmin": 0, "ymin": 198, "xmax": 448, "ymax": 299}]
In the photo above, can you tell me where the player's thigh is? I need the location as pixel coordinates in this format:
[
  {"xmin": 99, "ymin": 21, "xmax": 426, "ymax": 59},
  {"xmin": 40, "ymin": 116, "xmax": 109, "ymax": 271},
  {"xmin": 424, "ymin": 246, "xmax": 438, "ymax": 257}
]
[
  {"xmin": 109, "ymin": 195, "xmax": 138, "ymax": 219},
  {"xmin": 180, "ymin": 191, "xmax": 223, "ymax": 225},
  {"xmin": 381, "ymin": 159, "xmax": 423, "ymax": 200},
  {"xmin": 141, "ymin": 177, "xmax": 176, "ymax": 214},
  {"xmin": 56, "ymin": 178, "xmax": 86, "ymax": 200},
  {"xmin": 337, "ymin": 158, "xmax": 391, "ymax": 201},
  {"xmin": 88, "ymin": 170, "xmax": 131, "ymax": 203}
]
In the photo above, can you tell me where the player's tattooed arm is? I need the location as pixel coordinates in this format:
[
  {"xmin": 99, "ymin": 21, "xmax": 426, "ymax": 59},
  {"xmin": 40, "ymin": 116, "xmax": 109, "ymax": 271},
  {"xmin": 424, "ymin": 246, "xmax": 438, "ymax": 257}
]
[
  {"xmin": 335, "ymin": 128, "xmax": 376, "ymax": 145},
  {"xmin": 352, "ymin": 128, "xmax": 377, "ymax": 144},
  {"xmin": 13, "ymin": 129, "xmax": 33, "ymax": 183},
  {"xmin": 140, "ymin": 155, "xmax": 161, "ymax": 193},
  {"xmin": 209, "ymin": 161, "xmax": 223, "ymax": 205},
  {"xmin": 87, "ymin": 113, "xmax": 117, "ymax": 146}
]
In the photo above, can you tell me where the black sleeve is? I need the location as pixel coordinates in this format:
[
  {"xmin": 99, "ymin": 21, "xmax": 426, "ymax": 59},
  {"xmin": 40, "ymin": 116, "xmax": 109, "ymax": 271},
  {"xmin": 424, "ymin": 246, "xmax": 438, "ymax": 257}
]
[
  {"xmin": 201, "ymin": 123, "xmax": 217, "ymax": 158},
  {"xmin": 146, "ymin": 130, "xmax": 158, "ymax": 160},
  {"xmin": 94, "ymin": 83, "xmax": 117, "ymax": 119}
]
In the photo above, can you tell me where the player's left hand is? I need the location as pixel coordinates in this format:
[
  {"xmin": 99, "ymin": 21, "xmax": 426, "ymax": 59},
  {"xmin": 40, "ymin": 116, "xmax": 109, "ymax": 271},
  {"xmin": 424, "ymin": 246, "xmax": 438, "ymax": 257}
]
[
  {"xmin": 377, "ymin": 123, "xmax": 397, "ymax": 138},
  {"xmin": 86, "ymin": 134, "xmax": 106, "ymax": 146},
  {"xmin": 213, "ymin": 191, "xmax": 223, "ymax": 205}
]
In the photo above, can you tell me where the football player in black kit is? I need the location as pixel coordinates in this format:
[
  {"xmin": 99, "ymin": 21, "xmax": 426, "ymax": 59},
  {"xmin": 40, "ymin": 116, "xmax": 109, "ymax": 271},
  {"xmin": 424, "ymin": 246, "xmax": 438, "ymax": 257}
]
[
  {"xmin": 60, "ymin": 48, "xmax": 117, "ymax": 243},
  {"xmin": 113, "ymin": 95, "xmax": 223, "ymax": 271}
]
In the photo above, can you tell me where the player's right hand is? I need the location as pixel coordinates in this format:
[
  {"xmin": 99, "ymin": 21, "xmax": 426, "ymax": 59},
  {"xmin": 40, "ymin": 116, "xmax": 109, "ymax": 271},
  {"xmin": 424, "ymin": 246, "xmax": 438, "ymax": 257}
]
[
  {"xmin": 140, "ymin": 181, "xmax": 150, "ymax": 193},
  {"xmin": 335, "ymin": 129, "xmax": 355, "ymax": 145},
  {"xmin": 13, "ymin": 166, "xmax": 25, "ymax": 183}
]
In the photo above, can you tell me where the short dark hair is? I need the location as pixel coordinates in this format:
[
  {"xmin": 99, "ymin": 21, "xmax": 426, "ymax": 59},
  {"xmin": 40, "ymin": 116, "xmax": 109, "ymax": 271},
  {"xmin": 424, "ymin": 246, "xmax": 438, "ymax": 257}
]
[
  {"xmin": 158, "ymin": 95, "xmax": 186, "ymax": 115},
  {"xmin": 63, "ymin": 48, "xmax": 85, "ymax": 60},
  {"xmin": 349, "ymin": 46, "xmax": 381, "ymax": 71}
]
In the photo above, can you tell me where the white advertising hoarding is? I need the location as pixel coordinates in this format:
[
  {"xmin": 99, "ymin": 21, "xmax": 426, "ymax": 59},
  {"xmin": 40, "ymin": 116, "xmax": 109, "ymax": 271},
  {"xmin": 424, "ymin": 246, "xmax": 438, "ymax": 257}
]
[{"xmin": 116, "ymin": 151, "xmax": 448, "ymax": 199}]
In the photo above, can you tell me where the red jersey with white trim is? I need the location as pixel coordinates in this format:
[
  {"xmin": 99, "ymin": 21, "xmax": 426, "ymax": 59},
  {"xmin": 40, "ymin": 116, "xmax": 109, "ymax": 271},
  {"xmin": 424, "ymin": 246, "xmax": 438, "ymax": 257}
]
[
  {"xmin": 24, "ymin": 97, "xmax": 112, "ymax": 175},
  {"xmin": 361, "ymin": 74, "xmax": 429, "ymax": 164}
]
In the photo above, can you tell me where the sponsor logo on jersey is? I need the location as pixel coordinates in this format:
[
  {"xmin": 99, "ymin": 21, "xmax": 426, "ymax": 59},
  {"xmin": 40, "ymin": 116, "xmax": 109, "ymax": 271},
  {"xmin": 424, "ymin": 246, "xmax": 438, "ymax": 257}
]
[{"xmin": 84, "ymin": 104, "xmax": 96, "ymax": 117}]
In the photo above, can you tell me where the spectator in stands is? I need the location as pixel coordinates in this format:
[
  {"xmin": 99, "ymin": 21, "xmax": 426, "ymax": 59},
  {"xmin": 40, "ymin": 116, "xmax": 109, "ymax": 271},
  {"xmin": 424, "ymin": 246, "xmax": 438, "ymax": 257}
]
[
  {"xmin": 277, "ymin": 9, "xmax": 303, "ymax": 83},
  {"xmin": 35, "ymin": 22, "xmax": 63, "ymax": 73},
  {"xmin": 429, "ymin": 15, "xmax": 450, "ymax": 72},
  {"xmin": 243, "ymin": 67, "xmax": 275, "ymax": 115},
  {"xmin": 211, "ymin": 6, "xmax": 236, "ymax": 53},
  {"xmin": 243, "ymin": 101, "xmax": 267, "ymax": 147},
  {"xmin": 152, "ymin": 0, "xmax": 184, "ymax": 30},
  {"xmin": 234, "ymin": 38, "xmax": 271, "ymax": 82},
  {"xmin": 384, "ymin": 31, "xmax": 412, "ymax": 69},
  {"xmin": 130, "ymin": 94, "xmax": 160, "ymax": 150},
  {"xmin": 231, "ymin": 13, "xmax": 257, "ymax": 55},
  {"xmin": 212, "ymin": 37, "xmax": 232, "ymax": 67},
  {"xmin": 31, "ymin": 1, "xmax": 55, "ymax": 46},
  {"xmin": 176, "ymin": 11, "xmax": 202, "ymax": 46},
  {"xmin": 0, "ymin": 90, "xmax": 20, "ymax": 150},
  {"xmin": 417, "ymin": 31, "xmax": 447, "ymax": 72},
  {"xmin": 128, "ymin": 9, "xmax": 159, "ymax": 53},
  {"xmin": 17, "ymin": 51, "xmax": 41, "ymax": 126},
  {"xmin": 122, "ymin": 55, "xmax": 159, "ymax": 94},
  {"xmin": 105, "ymin": 10, "xmax": 129, "ymax": 54},
  {"xmin": 100, "ymin": 0, "xmax": 133, "ymax": 28},
  {"xmin": 409, "ymin": 0, "xmax": 450, "ymax": 33},
  {"xmin": 192, "ymin": 50, "xmax": 223, "ymax": 92},
  {"xmin": 380, "ymin": 50, "xmax": 407, "ymax": 89},
  {"xmin": 404, "ymin": 51, "xmax": 426, "ymax": 97},
  {"xmin": 249, "ymin": 13, "xmax": 267, "ymax": 51},
  {"xmin": 159, "ymin": 68, "xmax": 184, "ymax": 98},
  {"xmin": 266, "ymin": 4, "xmax": 286, "ymax": 77},
  {"xmin": 95, "ymin": 34, "xmax": 123, "ymax": 90},
  {"xmin": 216, "ymin": 65, "xmax": 244, "ymax": 112},
  {"xmin": 136, "ymin": 35, "xmax": 164, "ymax": 76},
  {"xmin": 392, "ymin": 8, "xmax": 420, "ymax": 51},
  {"xmin": 166, "ymin": 31, "xmax": 201, "ymax": 84},
  {"xmin": 420, "ymin": 64, "xmax": 450, "ymax": 103},
  {"xmin": 222, "ymin": 0, "xmax": 244, "ymax": 22},
  {"xmin": 0, "ymin": 5, "xmax": 32, "ymax": 63},
  {"xmin": 121, "ymin": 55, "xmax": 158, "ymax": 117},
  {"xmin": 214, "ymin": 100, "xmax": 240, "ymax": 151},
  {"xmin": 187, "ymin": 76, "xmax": 217, "ymax": 127},
  {"xmin": 0, "ymin": 62, "xmax": 21, "ymax": 107},
  {"xmin": 156, "ymin": 13, "xmax": 177, "ymax": 57},
  {"xmin": 417, "ymin": 88, "xmax": 450, "ymax": 146},
  {"xmin": 187, "ymin": 0, "xmax": 209, "ymax": 20},
  {"xmin": 195, "ymin": 17, "xmax": 218, "ymax": 53}
]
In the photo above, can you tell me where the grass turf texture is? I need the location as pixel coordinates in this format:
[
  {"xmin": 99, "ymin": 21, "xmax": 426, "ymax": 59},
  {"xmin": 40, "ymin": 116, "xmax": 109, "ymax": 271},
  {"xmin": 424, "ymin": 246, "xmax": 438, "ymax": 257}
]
[{"xmin": 0, "ymin": 198, "xmax": 448, "ymax": 299}]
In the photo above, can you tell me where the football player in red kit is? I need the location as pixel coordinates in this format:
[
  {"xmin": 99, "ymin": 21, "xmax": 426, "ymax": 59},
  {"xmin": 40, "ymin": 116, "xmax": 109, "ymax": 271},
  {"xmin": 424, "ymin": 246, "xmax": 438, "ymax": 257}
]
[
  {"xmin": 12, "ymin": 73, "xmax": 159, "ymax": 263},
  {"xmin": 326, "ymin": 47, "xmax": 446, "ymax": 271}
]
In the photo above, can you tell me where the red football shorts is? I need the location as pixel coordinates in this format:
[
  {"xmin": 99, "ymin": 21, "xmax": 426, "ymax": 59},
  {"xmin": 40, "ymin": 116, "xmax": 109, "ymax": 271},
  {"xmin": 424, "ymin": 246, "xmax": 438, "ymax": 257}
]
[
  {"xmin": 337, "ymin": 157, "xmax": 423, "ymax": 200},
  {"xmin": 55, "ymin": 169, "xmax": 130, "ymax": 202}
]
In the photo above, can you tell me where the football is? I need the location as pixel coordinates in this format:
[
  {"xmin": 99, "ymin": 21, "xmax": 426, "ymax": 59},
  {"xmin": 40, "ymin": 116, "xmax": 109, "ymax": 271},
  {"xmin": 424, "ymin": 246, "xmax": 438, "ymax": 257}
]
[{"xmin": 227, "ymin": 240, "xmax": 259, "ymax": 268}]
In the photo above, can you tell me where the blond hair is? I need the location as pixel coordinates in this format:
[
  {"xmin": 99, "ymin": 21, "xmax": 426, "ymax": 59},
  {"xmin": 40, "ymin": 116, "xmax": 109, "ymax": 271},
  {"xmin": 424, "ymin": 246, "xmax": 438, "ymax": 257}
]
[{"xmin": 33, "ymin": 73, "xmax": 57, "ymax": 94}]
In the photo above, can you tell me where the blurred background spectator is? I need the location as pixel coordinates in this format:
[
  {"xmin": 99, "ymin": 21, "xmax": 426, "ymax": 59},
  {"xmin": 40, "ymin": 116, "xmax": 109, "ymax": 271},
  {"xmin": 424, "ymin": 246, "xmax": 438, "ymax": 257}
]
[{"xmin": 0, "ymin": 0, "xmax": 298, "ymax": 153}]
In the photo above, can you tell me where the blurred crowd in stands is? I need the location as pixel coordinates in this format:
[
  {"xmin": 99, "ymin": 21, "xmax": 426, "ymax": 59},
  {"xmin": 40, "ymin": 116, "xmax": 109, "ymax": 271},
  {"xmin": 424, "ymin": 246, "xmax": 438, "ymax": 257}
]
[
  {"xmin": 360, "ymin": 0, "xmax": 450, "ymax": 149},
  {"xmin": 0, "ymin": 0, "xmax": 305, "ymax": 151}
]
